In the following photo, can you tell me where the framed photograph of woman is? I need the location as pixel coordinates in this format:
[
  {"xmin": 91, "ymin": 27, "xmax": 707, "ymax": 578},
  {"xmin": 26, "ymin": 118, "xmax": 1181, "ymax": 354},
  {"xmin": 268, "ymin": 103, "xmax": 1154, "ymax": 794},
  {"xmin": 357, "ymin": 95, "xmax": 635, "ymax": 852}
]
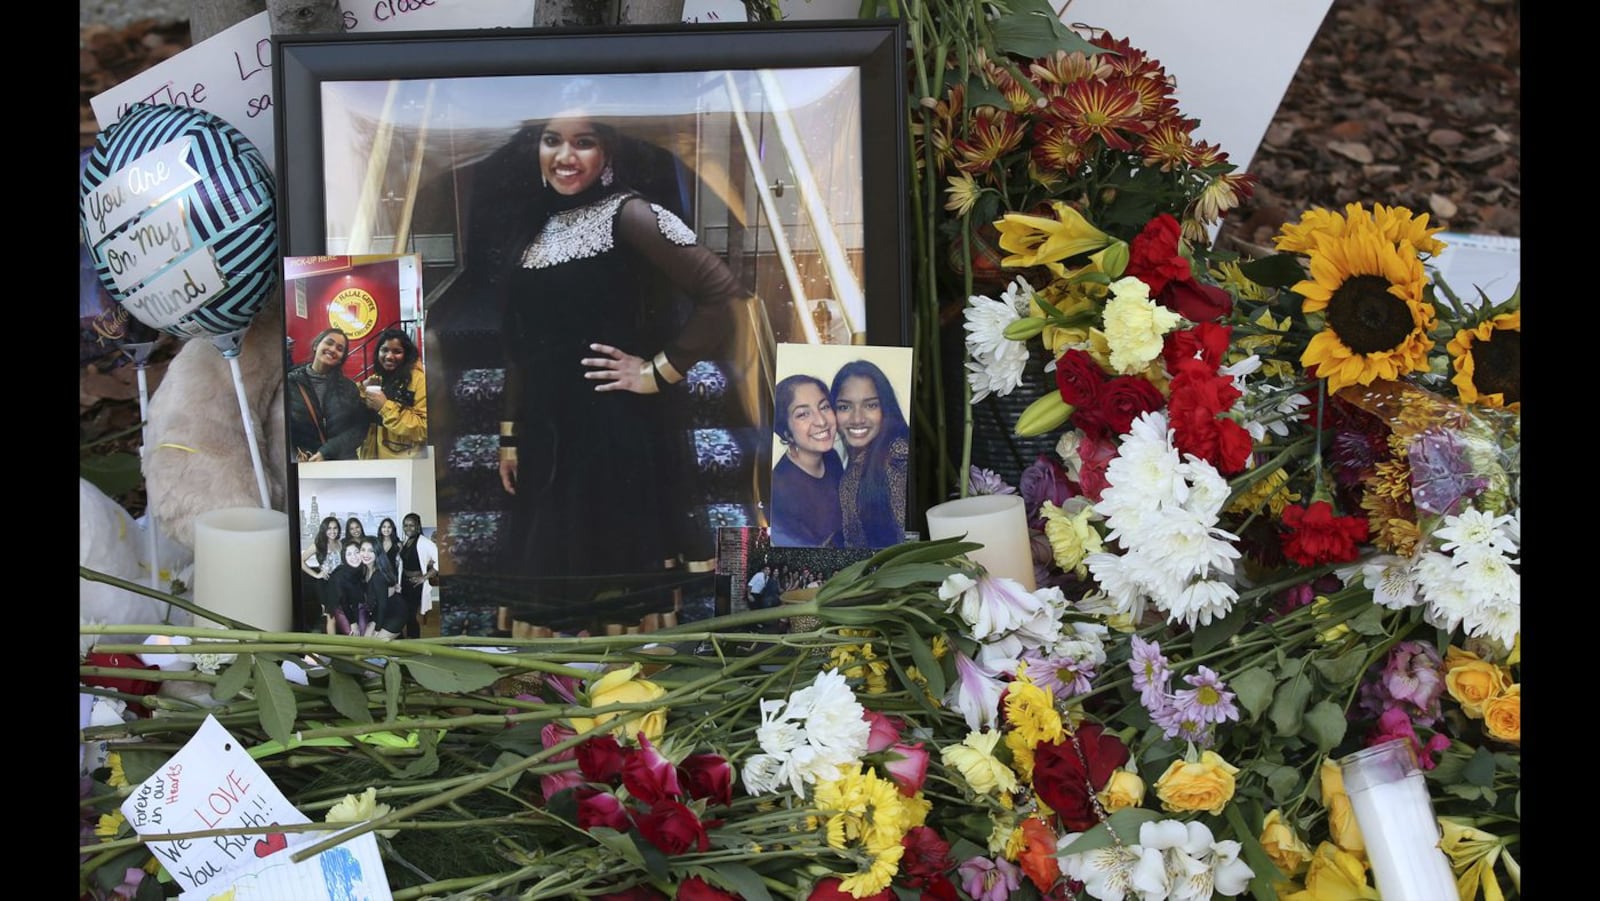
[{"xmin": 275, "ymin": 21, "xmax": 910, "ymax": 635}]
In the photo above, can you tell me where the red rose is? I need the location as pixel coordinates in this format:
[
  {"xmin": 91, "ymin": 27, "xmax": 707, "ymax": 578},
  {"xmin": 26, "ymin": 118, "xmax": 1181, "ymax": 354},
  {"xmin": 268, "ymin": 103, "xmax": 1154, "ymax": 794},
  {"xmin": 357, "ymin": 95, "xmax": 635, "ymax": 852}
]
[
  {"xmin": 631, "ymin": 799, "xmax": 709, "ymax": 855},
  {"xmin": 1280, "ymin": 501, "xmax": 1370, "ymax": 566},
  {"xmin": 677, "ymin": 875, "xmax": 742, "ymax": 900},
  {"xmin": 1074, "ymin": 432, "xmax": 1118, "ymax": 503},
  {"xmin": 1163, "ymin": 322, "xmax": 1233, "ymax": 373},
  {"xmin": 883, "ymin": 742, "xmax": 930, "ymax": 796},
  {"xmin": 1158, "ymin": 279, "xmax": 1233, "ymax": 321},
  {"xmin": 807, "ymin": 877, "xmax": 892, "ymax": 901},
  {"xmin": 1031, "ymin": 723, "xmax": 1130, "ymax": 832},
  {"xmin": 1124, "ymin": 214, "xmax": 1191, "ymax": 296},
  {"xmin": 677, "ymin": 753, "xmax": 732, "ymax": 807},
  {"xmin": 621, "ymin": 735, "xmax": 682, "ymax": 805},
  {"xmin": 82, "ymin": 653, "xmax": 161, "ymax": 697},
  {"xmin": 577, "ymin": 734, "xmax": 628, "ymax": 785},
  {"xmin": 1093, "ymin": 376, "xmax": 1166, "ymax": 437},
  {"xmin": 1053, "ymin": 349, "xmax": 1106, "ymax": 408},
  {"xmin": 900, "ymin": 826, "xmax": 952, "ymax": 888},
  {"xmin": 575, "ymin": 787, "xmax": 631, "ymax": 832}
]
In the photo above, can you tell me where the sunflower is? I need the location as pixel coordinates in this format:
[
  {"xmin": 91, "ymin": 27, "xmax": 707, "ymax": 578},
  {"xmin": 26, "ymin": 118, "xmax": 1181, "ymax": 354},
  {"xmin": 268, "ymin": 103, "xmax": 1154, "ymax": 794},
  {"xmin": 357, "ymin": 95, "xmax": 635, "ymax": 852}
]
[
  {"xmin": 1447, "ymin": 311, "xmax": 1521, "ymax": 411},
  {"xmin": 1274, "ymin": 202, "xmax": 1447, "ymax": 257},
  {"xmin": 1293, "ymin": 224, "xmax": 1437, "ymax": 394}
]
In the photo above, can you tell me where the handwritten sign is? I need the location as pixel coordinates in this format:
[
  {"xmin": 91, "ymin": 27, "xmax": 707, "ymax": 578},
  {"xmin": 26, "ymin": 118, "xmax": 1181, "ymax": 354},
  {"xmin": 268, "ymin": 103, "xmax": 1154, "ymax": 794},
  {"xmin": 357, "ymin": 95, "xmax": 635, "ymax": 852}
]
[
  {"xmin": 120, "ymin": 716, "xmax": 312, "ymax": 893},
  {"xmin": 343, "ymin": 0, "xmax": 535, "ymax": 31},
  {"xmin": 91, "ymin": 13, "xmax": 276, "ymax": 171},
  {"xmin": 178, "ymin": 830, "xmax": 393, "ymax": 901}
]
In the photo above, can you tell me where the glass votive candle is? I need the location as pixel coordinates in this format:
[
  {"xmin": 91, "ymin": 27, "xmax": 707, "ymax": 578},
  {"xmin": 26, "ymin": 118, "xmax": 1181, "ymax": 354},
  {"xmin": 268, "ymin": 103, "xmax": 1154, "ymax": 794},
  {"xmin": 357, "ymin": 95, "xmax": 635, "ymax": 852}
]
[{"xmin": 1337, "ymin": 738, "xmax": 1457, "ymax": 900}]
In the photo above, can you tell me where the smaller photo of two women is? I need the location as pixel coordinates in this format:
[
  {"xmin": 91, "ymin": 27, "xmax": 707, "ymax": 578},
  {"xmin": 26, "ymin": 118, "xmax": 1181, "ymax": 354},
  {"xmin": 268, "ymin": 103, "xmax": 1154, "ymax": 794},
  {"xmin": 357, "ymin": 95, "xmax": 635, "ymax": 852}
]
[{"xmin": 767, "ymin": 343, "xmax": 915, "ymax": 551}]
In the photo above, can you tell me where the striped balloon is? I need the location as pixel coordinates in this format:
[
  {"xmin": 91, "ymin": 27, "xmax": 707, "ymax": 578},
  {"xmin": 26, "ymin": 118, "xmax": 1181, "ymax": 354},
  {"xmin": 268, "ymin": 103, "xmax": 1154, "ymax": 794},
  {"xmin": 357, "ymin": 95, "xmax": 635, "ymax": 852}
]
[{"xmin": 79, "ymin": 104, "xmax": 278, "ymax": 340}]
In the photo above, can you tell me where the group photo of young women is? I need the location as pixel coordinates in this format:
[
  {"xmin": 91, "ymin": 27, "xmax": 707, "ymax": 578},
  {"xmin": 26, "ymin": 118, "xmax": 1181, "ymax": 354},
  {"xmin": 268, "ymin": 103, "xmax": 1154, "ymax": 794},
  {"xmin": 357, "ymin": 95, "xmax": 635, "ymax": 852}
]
[{"xmin": 767, "ymin": 347, "xmax": 913, "ymax": 550}]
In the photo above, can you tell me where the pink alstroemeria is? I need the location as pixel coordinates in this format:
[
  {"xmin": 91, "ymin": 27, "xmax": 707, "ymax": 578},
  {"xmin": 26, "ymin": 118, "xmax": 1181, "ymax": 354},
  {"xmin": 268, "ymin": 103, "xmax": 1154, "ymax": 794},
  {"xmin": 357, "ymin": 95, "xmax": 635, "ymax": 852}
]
[
  {"xmin": 883, "ymin": 741, "xmax": 931, "ymax": 796},
  {"xmin": 863, "ymin": 710, "xmax": 905, "ymax": 753},
  {"xmin": 574, "ymin": 786, "xmax": 631, "ymax": 831},
  {"xmin": 959, "ymin": 855, "xmax": 1022, "ymax": 901},
  {"xmin": 540, "ymin": 722, "xmax": 584, "ymax": 800},
  {"xmin": 621, "ymin": 734, "xmax": 682, "ymax": 805},
  {"xmin": 945, "ymin": 650, "xmax": 1006, "ymax": 732}
]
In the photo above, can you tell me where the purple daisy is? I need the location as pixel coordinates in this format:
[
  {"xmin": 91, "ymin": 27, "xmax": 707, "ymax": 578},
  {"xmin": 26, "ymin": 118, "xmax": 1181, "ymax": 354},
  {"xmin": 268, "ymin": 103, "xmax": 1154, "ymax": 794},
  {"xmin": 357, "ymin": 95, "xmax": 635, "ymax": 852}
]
[
  {"xmin": 1022, "ymin": 649, "xmax": 1096, "ymax": 700},
  {"xmin": 1170, "ymin": 665, "xmax": 1241, "ymax": 726},
  {"xmin": 1128, "ymin": 635, "xmax": 1172, "ymax": 713},
  {"xmin": 1152, "ymin": 703, "xmax": 1215, "ymax": 746}
]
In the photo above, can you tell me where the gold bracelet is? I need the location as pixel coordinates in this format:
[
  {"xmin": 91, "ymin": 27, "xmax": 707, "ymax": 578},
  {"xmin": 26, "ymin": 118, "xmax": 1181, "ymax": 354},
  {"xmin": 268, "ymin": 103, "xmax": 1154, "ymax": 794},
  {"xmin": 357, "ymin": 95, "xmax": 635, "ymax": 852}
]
[
  {"xmin": 498, "ymin": 446, "xmax": 518, "ymax": 462},
  {"xmin": 499, "ymin": 421, "xmax": 516, "ymax": 437},
  {"xmin": 652, "ymin": 352, "xmax": 684, "ymax": 385},
  {"xmin": 638, "ymin": 359, "xmax": 660, "ymax": 394}
]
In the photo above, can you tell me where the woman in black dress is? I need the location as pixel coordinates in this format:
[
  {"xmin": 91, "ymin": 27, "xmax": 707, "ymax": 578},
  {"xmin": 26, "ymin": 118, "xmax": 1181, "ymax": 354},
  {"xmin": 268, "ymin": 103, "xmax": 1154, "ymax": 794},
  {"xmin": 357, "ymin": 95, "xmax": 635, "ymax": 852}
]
[
  {"xmin": 487, "ymin": 105, "xmax": 741, "ymax": 622},
  {"xmin": 768, "ymin": 374, "xmax": 843, "ymax": 548},
  {"xmin": 831, "ymin": 360, "xmax": 911, "ymax": 548}
]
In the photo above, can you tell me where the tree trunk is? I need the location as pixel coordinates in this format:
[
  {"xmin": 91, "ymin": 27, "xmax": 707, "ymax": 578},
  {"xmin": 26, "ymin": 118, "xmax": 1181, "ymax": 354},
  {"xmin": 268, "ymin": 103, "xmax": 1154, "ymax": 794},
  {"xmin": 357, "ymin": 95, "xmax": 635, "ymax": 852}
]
[
  {"xmin": 535, "ymin": 0, "xmax": 620, "ymax": 27},
  {"xmin": 621, "ymin": 0, "xmax": 687, "ymax": 25},
  {"xmin": 189, "ymin": 0, "xmax": 344, "ymax": 42},
  {"xmin": 188, "ymin": 0, "xmax": 265, "ymax": 41}
]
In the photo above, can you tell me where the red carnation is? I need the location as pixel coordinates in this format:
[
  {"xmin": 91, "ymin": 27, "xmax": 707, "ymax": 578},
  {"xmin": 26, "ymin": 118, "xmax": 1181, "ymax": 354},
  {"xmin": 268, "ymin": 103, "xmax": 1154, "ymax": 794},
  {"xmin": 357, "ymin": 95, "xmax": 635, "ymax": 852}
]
[
  {"xmin": 1031, "ymin": 723, "xmax": 1130, "ymax": 832},
  {"xmin": 1167, "ymin": 365, "xmax": 1249, "ymax": 475},
  {"xmin": 1124, "ymin": 214, "xmax": 1191, "ymax": 296},
  {"xmin": 900, "ymin": 826, "xmax": 953, "ymax": 888},
  {"xmin": 1280, "ymin": 501, "xmax": 1370, "ymax": 566},
  {"xmin": 631, "ymin": 799, "xmax": 708, "ymax": 855},
  {"xmin": 1163, "ymin": 322, "xmax": 1233, "ymax": 373}
]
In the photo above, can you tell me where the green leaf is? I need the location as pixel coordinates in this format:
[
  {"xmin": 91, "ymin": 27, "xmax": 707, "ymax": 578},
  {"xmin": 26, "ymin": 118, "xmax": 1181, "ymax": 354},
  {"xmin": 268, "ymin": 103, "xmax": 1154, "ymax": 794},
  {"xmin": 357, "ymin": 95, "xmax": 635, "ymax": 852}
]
[
  {"xmin": 904, "ymin": 624, "xmax": 946, "ymax": 701},
  {"xmin": 115, "ymin": 749, "xmax": 169, "ymax": 785},
  {"xmin": 626, "ymin": 829, "xmax": 669, "ymax": 878},
  {"xmin": 395, "ymin": 728, "xmax": 440, "ymax": 779},
  {"xmin": 252, "ymin": 657, "xmax": 298, "ymax": 746},
  {"xmin": 1236, "ymin": 253, "xmax": 1307, "ymax": 289},
  {"xmin": 1231, "ymin": 667, "xmax": 1276, "ymax": 721},
  {"xmin": 1224, "ymin": 802, "xmax": 1285, "ymax": 901},
  {"xmin": 398, "ymin": 656, "xmax": 502, "ymax": 693},
  {"xmin": 489, "ymin": 752, "xmax": 527, "ymax": 791},
  {"xmin": 1057, "ymin": 808, "xmax": 1162, "ymax": 856},
  {"xmin": 1463, "ymin": 745, "xmax": 1496, "ymax": 787},
  {"xmin": 988, "ymin": 0, "xmax": 1101, "ymax": 61},
  {"xmin": 1347, "ymin": 604, "xmax": 1390, "ymax": 637},
  {"xmin": 1263, "ymin": 763, "xmax": 1302, "ymax": 804},
  {"xmin": 1192, "ymin": 601, "xmax": 1254, "ymax": 656},
  {"xmin": 702, "ymin": 863, "xmax": 771, "ymax": 901},
  {"xmin": 80, "ymin": 452, "xmax": 144, "ymax": 498},
  {"xmin": 1311, "ymin": 644, "xmax": 1371, "ymax": 685},
  {"xmin": 588, "ymin": 827, "xmax": 645, "ymax": 867},
  {"xmin": 325, "ymin": 667, "xmax": 374, "ymax": 724},
  {"xmin": 1269, "ymin": 669, "xmax": 1313, "ymax": 737},
  {"xmin": 212, "ymin": 654, "xmax": 254, "ymax": 701},
  {"xmin": 490, "ymin": 722, "xmax": 545, "ymax": 755},
  {"xmin": 1300, "ymin": 700, "xmax": 1348, "ymax": 752},
  {"xmin": 383, "ymin": 659, "xmax": 401, "ymax": 723},
  {"xmin": 865, "ymin": 563, "xmax": 966, "ymax": 589}
]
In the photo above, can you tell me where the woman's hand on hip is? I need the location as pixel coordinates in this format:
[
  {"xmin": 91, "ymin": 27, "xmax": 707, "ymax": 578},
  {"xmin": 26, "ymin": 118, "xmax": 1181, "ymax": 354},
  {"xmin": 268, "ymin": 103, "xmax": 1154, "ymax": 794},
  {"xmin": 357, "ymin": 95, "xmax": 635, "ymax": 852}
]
[
  {"xmin": 499, "ymin": 456, "xmax": 518, "ymax": 495},
  {"xmin": 582, "ymin": 343, "xmax": 648, "ymax": 393}
]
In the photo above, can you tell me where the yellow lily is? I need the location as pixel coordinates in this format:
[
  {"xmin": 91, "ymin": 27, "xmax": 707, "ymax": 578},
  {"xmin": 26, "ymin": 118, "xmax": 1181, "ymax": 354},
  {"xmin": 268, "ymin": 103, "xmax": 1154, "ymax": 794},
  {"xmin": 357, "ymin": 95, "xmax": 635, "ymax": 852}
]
[
  {"xmin": 994, "ymin": 201, "xmax": 1112, "ymax": 271},
  {"xmin": 1439, "ymin": 817, "xmax": 1513, "ymax": 901}
]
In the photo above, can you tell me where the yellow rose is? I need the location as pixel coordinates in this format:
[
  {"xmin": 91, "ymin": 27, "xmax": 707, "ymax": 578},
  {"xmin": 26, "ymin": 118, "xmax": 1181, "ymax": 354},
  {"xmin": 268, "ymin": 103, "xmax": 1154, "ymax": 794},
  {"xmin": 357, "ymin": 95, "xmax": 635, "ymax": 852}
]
[
  {"xmin": 568, "ymin": 663, "xmax": 669, "ymax": 743},
  {"xmin": 1259, "ymin": 809, "xmax": 1314, "ymax": 878},
  {"xmin": 1318, "ymin": 759, "xmax": 1365, "ymax": 855},
  {"xmin": 1280, "ymin": 842, "xmax": 1380, "ymax": 901},
  {"xmin": 1153, "ymin": 750, "xmax": 1238, "ymax": 815},
  {"xmin": 1483, "ymin": 684, "xmax": 1520, "ymax": 744},
  {"xmin": 1097, "ymin": 767, "xmax": 1146, "ymax": 814},
  {"xmin": 1444, "ymin": 650, "xmax": 1510, "ymax": 719}
]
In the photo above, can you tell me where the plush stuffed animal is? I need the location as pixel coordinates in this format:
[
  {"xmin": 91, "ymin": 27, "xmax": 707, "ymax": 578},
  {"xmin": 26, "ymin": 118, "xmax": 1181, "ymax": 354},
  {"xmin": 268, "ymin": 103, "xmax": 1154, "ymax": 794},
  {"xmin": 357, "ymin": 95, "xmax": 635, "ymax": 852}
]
[{"xmin": 141, "ymin": 302, "xmax": 289, "ymax": 550}]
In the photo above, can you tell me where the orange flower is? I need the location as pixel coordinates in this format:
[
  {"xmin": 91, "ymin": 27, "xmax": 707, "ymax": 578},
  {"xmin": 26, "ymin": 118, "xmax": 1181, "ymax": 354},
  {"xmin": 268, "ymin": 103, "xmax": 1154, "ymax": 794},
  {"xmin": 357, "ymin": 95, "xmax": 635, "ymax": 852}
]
[{"xmin": 1015, "ymin": 817, "xmax": 1061, "ymax": 892}]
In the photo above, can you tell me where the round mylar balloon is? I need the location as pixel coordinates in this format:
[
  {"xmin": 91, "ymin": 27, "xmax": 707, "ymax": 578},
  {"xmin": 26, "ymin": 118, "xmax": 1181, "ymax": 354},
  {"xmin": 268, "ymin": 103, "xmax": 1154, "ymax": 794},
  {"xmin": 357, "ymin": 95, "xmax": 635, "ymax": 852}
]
[{"xmin": 78, "ymin": 103, "xmax": 278, "ymax": 340}]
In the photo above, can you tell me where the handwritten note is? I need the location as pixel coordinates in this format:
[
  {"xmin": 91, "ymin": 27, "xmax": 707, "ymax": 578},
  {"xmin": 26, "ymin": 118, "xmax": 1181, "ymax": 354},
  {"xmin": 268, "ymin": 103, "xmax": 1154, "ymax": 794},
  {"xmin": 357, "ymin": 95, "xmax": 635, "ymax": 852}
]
[
  {"xmin": 178, "ymin": 830, "xmax": 393, "ymax": 901},
  {"xmin": 120, "ymin": 715, "xmax": 312, "ymax": 894},
  {"xmin": 91, "ymin": 14, "xmax": 276, "ymax": 170},
  {"xmin": 342, "ymin": 0, "xmax": 535, "ymax": 31}
]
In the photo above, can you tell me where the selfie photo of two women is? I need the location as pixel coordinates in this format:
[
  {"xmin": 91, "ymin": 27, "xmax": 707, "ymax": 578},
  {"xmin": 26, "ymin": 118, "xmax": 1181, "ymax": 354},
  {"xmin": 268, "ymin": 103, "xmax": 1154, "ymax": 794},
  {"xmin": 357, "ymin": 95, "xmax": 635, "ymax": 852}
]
[{"xmin": 302, "ymin": 59, "xmax": 908, "ymax": 637}]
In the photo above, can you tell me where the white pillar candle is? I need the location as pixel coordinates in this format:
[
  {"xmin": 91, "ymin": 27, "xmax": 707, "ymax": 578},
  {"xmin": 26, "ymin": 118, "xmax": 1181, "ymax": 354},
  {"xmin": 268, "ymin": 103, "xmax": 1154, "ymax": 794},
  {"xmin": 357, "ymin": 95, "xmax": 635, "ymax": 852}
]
[
  {"xmin": 924, "ymin": 495, "xmax": 1036, "ymax": 590},
  {"xmin": 1338, "ymin": 739, "xmax": 1458, "ymax": 900},
  {"xmin": 191, "ymin": 507, "xmax": 292, "ymax": 632}
]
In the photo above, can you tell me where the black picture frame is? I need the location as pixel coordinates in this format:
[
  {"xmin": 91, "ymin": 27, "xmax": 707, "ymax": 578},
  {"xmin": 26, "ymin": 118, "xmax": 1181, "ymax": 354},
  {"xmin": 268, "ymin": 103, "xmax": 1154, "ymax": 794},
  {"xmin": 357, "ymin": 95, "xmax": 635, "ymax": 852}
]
[{"xmin": 273, "ymin": 19, "xmax": 911, "ymax": 635}]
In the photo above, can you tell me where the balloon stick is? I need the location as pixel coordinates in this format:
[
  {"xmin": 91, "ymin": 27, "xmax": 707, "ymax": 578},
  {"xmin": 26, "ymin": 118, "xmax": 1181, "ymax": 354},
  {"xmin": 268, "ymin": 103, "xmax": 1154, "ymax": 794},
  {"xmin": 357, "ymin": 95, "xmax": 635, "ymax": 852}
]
[
  {"xmin": 121, "ymin": 340, "xmax": 161, "ymax": 593},
  {"xmin": 212, "ymin": 330, "xmax": 271, "ymax": 508}
]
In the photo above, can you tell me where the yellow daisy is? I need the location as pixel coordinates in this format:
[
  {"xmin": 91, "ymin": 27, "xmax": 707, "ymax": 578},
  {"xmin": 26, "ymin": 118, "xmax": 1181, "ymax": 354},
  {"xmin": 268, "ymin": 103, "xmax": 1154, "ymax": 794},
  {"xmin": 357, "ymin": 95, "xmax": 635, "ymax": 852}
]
[
  {"xmin": 1294, "ymin": 224, "xmax": 1436, "ymax": 393},
  {"xmin": 1447, "ymin": 311, "xmax": 1521, "ymax": 412}
]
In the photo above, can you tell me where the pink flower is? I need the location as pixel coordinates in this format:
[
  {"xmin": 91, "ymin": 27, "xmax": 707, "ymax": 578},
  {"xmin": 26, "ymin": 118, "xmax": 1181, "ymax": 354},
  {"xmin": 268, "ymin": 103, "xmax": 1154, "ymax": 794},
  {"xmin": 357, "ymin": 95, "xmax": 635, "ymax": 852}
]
[
  {"xmin": 958, "ymin": 856, "xmax": 1021, "ymax": 901},
  {"xmin": 863, "ymin": 710, "xmax": 905, "ymax": 753},
  {"xmin": 574, "ymin": 787, "xmax": 631, "ymax": 831},
  {"xmin": 539, "ymin": 722, "xmax": 583, "ymax": 800},
  {"xmin": 883, "ymin": 741, "xmax": 931, "ymax": 796}
]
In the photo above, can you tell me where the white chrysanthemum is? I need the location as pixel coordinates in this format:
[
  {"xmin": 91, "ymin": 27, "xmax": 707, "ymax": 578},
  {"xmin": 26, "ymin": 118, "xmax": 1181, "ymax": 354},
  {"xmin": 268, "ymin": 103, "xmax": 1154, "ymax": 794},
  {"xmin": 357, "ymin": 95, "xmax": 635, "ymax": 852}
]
[
  {"xmin": 1142, "ymin": 514, "xmax": 1239, "ymax": 583},
  {"xmin": 740, "ymin": 752, "xmax": 786, "ymax": 795},
  {"xmin": 789, "ymin": 670, "xmax": 870, "ymax": 757},
  {"xmin": 1085, "ymin": 551, "xmax": 1148, "ymax": 622},
  {"xmin": 1164, "ymin": 577, "xmax": 1240, "ymax": 630},
  {"xmin": 1358, "ymin": 555, "xmax": 1424, "ymax": 609},
  {"xmin": 1177, "ymin": 455, "xmax": 1231, "ymax": 523},
  {"xmin": 965, "ymin": 344, "xmax": 1030, "ymax": 403},
  {"xmin": 963, "ymin": 292, "xmax": 1024, "ymax": 361},
  {"xmin": 1462, "ymin": 595, "xmax": 1520, "ymax": 649},
  {"xmin": 755, "ymin": 699, "xmax": 807, "ymax": 754},
  {"xmin": 1416, "ymin": 552, "xmax": 1476, "ymax": 633},
  {"xmin": 1434, "ymin": 508, "xmax": 1519, "ymax": 557},
  {"xmin": 1102, "ymin": 276, "xmax": 1181, "ymax": 374}
]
